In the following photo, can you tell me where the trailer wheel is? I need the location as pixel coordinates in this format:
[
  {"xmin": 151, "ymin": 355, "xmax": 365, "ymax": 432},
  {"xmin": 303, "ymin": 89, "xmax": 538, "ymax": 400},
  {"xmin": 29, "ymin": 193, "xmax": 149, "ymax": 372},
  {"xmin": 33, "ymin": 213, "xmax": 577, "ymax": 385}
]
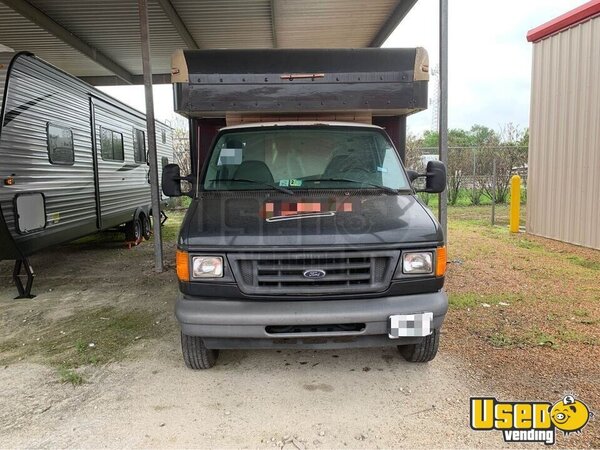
[
  {"xmin": 398, "ymin": 329, "xmax": 440, "ymax": 363},
  {"xmin": 141, "ymin": 214, "xmax": 151, "ymax": 240},
  {"xmin": 181, "ymin": 333, "xmax": 219, "ymax": 369},
  {"xmin": 125, "ymin": 216, "xmax": 142, "ymax": 243}
]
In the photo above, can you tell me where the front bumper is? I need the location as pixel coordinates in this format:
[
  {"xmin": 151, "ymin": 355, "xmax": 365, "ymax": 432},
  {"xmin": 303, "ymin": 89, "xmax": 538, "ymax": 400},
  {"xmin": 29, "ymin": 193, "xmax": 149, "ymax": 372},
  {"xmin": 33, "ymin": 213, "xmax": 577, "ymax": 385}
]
[{"xmin": 176, "ymin": 291, "xmax": 448, "ymax": 349}]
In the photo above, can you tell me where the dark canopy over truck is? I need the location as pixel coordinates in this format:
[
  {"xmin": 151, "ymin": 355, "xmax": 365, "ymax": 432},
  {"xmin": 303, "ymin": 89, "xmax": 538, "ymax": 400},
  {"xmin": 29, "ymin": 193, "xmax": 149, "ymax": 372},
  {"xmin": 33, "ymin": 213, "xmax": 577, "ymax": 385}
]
[{"xmin": 172, "ymin": 48, "xmax": 429, "ymax": 117}]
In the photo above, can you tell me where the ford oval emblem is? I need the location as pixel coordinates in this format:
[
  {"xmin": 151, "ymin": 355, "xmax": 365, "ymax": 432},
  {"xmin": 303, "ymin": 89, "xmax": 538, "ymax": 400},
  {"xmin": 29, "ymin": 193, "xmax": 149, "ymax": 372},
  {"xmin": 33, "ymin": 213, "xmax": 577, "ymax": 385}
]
[{"xmin": 303, "ymin": 269, "xmax": 326, "ymax": 279}]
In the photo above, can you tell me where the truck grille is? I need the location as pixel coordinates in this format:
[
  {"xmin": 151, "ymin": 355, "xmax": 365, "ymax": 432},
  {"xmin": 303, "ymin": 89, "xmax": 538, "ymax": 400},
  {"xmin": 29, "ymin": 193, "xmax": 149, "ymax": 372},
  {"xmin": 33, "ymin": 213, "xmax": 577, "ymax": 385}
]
[{"xmin": 228, "ymin": 251, "xmax": 399, "ymax": 295}]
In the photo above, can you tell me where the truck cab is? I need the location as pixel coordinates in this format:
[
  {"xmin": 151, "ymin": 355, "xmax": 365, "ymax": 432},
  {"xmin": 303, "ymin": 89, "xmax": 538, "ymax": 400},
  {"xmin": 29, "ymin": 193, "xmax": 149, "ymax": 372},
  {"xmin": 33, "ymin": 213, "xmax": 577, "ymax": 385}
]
[{"xmin": 164, "ymin": 49, "xmax": 447, "ymax": 369}]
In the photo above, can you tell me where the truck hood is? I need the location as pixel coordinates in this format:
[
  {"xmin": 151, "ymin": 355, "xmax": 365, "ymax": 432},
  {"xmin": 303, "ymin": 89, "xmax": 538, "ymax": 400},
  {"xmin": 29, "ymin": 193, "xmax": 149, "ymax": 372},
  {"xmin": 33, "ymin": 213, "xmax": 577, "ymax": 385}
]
[{"xmin": 179, "ymin": 191, "xmax": 443, "ymax": 249}]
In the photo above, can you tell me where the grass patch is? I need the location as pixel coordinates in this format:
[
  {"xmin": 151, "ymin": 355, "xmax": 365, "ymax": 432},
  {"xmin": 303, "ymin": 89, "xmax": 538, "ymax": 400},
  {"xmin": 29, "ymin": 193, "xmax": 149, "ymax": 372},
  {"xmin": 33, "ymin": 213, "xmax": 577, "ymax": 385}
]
[
  {"xmin": 0, "ymin": 306, "xmax": 166, "ymax": 374},
  {"xmin": 161, "ymin": 210, "xmax": 185, "ymax": 242},
  {"xmin": 488, "ymin": 328, "xmax": 558, "ymax": 349},
  {"xmin": 573, "ymin": 308, "xmax": 589, "ymax": 318},
  {"xmin": 449, "ymin": 293, "xmax": 480, "ymax": 309},
  {"xmin": 577, "ymin": 319, "xmax": 599, "ymax": 326},
  {"xmin": 567, "ymin": 256, "xmax": 600, "ymax": 271},
  {"xmin": 488, "ymin": 332, "xmax": 518, "ymax": 348},
  {"xmin": 449, "ymin": 292, "xmax": 520, "ymax": 310},
  {"xmin": 559, "ymin": 330, "xmax": 599, "ymax": 345},
  {"xmin": 486, "ymin": 326, "xmax": 598, "ymax": 349},
  {"xmin": 526, "ymin": 328, "xmax": 558, "ymax": 348},
  {"xmin": 516, "ymin": 238, "xmax": 543, "ymax": 250}
]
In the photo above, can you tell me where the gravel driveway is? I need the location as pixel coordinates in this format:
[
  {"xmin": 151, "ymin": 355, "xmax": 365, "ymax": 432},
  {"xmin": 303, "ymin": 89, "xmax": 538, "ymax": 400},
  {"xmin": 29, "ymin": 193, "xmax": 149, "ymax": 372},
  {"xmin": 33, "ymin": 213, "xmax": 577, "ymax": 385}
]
[{"xmin": 0, "ymin": 338, "xmax": 504, "ymax": 448}]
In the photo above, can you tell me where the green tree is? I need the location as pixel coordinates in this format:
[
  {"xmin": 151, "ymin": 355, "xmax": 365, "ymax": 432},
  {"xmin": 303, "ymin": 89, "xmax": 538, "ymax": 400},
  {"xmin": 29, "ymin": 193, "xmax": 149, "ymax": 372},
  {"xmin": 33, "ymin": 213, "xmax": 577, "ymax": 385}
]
[
  {"xmin": 470, "ymin": 124, "xmax": 500, "ymax": 147},
  {"xmin": 448, "ymin": 128, "xmax": 474, "ymax": 147},
  {"xmin": 422, "ymin": 130, "xmax": 438, "ymax": 148}
]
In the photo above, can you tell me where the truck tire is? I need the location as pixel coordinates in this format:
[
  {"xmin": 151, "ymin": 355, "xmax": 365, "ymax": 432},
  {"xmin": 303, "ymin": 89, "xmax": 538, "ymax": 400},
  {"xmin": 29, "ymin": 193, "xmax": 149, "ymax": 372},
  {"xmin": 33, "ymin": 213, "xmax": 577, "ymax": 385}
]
[
  {"xmin": 398, "ymin": 329, "xmax": 440, "ymax": 362},
  {"xmin": 181, "ymin": 333, "xmax": 219, "ymax": 369},
  {"xmin": 125, "ymin": 216, "xmax": 142, "ymax": 243},
  {"xmin": 141, "ymin": 214, "xmax": 151, "ymax": 240}
]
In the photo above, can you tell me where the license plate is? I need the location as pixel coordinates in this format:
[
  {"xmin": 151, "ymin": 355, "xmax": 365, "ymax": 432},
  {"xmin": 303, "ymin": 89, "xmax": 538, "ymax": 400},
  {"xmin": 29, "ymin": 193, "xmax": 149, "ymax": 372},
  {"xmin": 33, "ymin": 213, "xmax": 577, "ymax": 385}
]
[{"xmin": 389, "ymin": 312, "xmax": 433, "ymax": 338}]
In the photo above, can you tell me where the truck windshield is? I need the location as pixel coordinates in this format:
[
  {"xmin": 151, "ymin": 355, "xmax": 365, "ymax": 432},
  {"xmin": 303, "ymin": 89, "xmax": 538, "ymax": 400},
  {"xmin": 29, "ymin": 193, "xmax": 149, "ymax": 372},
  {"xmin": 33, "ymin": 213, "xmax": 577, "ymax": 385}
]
[{"xmin": 203, "ymin": 127, "xmax": 410, "ymax": 192}]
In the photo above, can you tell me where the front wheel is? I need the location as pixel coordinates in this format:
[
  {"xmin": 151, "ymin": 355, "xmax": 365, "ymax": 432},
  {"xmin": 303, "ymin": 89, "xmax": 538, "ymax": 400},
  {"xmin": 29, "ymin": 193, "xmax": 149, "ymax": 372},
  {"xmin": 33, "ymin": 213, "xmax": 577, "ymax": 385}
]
[
  {"xmin": 181, "ymin": 333, "xmax": 219, "ymax": 369},
  {"xmin": 398, "ymin": 329, "xmax": 440, "ymax": 362}
]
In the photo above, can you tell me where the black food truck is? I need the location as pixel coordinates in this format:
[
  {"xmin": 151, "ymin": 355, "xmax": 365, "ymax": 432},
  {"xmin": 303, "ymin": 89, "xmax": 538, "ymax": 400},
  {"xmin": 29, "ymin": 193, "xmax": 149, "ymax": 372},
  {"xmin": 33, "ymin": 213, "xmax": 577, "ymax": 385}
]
[{"xmin": 163, "ymin": 48, "xmax": 447, "ymax": 369}]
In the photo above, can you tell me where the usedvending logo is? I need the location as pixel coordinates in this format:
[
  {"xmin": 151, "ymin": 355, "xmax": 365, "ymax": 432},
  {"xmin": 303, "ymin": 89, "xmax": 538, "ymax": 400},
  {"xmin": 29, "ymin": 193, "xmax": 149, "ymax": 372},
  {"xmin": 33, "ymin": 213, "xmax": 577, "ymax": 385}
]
[{"xmin": 470, "ymin": 395, "xmax": 593, "ymax": 445}]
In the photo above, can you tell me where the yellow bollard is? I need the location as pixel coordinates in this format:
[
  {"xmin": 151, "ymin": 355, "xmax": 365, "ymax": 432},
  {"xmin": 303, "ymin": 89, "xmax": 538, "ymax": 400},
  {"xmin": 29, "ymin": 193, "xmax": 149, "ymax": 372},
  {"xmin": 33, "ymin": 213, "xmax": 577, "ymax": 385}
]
[{"xmin": 509, "ymin": 175, "xmax": 521, "ymax": 233}]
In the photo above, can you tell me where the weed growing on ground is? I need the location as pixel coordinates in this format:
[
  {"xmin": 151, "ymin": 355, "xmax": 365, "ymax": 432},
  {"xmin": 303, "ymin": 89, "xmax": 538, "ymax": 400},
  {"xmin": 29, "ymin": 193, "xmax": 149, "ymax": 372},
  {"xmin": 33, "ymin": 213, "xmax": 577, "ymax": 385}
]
[{"xmin": 58, "ymin": 366, "xmax": 84, "ymax": 386}]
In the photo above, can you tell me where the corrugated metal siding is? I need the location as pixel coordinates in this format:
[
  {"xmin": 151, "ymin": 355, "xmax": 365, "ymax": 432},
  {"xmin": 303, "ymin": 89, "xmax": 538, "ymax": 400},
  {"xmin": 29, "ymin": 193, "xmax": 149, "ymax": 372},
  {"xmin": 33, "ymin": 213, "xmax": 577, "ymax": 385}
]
[
  {"xmin": 172, "ymin": 0, "xmax": 273, "ymax": 49},
  {"xmin": 30, "ymin": 0, "xmax": 185, "ymax": 74},
  {"xmin": 0, "ymin": 3, "xmax": 112, "ymax": 77},
  {"xmin": 528, "ymin": 16, "xmax": 600, "ymax": 249},
  {"xmin": 275, "ymin": 0, "xmax": 399, "ymax": 48}
]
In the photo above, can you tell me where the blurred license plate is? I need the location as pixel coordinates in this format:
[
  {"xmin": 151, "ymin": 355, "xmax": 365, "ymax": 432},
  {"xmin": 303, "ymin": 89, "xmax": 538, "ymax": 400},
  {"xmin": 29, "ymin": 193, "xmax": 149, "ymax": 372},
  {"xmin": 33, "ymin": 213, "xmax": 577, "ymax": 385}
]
[{"xmin": 389, "ymin": 313, "xmax": 433, "ymax": 338}]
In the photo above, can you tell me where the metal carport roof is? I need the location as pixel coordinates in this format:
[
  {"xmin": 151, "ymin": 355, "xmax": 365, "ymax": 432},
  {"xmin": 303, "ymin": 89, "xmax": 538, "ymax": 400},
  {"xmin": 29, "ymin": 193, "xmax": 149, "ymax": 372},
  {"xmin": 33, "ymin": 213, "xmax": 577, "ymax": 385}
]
[{"xmin": 0, "ymin": 0, "xmax": 418, "ymax": 85}]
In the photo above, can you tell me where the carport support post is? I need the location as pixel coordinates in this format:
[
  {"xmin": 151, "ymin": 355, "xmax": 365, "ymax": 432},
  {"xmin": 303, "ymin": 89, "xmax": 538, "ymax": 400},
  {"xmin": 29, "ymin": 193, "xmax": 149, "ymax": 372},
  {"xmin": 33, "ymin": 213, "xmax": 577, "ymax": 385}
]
[
  {"xmin": 438, "ymin": 0, "xmax": 449, "ymax": 242},
  {"xmin": 138, "ymin": 0, "xmax": 164, "ymax": 272}
]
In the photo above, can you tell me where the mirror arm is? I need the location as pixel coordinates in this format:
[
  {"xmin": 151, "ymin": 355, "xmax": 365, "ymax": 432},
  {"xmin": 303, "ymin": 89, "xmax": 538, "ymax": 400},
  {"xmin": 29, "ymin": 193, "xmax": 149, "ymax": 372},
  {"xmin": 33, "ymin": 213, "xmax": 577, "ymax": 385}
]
[
  {"xmin": 174, "ymin": 174, "xmax": 196, "ymax": 197},
  {"xmin": 175, "ymin": 175, "xmax": 195, "ymax": 183},
  {"xmin": 413, "ymin": 172, "xmax": 440, "ymax": 193}
]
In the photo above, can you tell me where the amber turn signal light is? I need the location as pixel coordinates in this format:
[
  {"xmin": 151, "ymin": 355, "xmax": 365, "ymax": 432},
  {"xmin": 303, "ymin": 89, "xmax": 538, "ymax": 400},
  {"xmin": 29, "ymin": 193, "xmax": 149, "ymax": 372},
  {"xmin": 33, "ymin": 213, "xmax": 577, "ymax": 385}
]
[
  {"xmin": 176, "ymin": 249, "xmax": 190, "ymax": 282},
  {"xmin": 436, "ymin": 246, "xmax": 447, "ymax": 277},
  {"xmin": 4, "ymin": 176, "xmax": 15, "ymax": 186}
]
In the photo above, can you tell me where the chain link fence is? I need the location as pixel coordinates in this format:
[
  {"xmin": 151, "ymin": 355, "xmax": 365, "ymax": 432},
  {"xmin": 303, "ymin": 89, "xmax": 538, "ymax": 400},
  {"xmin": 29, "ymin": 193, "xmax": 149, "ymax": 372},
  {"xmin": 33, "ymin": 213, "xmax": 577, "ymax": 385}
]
[{"xmin": 406, "ymin": 146, "xmax": 528, "ymax": 226}]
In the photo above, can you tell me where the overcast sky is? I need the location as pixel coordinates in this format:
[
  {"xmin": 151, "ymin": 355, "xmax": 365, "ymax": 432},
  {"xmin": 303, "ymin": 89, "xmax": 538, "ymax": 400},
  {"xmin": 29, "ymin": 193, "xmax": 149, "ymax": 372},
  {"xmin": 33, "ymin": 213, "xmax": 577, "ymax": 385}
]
[{"xmin": 101, "ymin": 0, "xmax": 577, "ymax": 135}]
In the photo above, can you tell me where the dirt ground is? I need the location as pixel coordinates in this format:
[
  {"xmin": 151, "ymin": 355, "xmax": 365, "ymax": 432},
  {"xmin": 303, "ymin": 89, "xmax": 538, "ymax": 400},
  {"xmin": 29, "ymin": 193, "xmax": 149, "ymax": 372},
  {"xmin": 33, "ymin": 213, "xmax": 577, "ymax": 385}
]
[{"xmin": 0, "ymin": 207, "xmax": 598, "ymax": 448}]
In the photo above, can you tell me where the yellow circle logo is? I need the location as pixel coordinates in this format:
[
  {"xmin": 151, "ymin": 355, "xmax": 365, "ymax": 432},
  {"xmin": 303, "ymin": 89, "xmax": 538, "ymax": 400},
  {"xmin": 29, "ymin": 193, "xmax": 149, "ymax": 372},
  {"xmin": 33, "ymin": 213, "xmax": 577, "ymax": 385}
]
[{"xmin": 550, "ymin": 396, "xmax": 590, "ymax": 434}]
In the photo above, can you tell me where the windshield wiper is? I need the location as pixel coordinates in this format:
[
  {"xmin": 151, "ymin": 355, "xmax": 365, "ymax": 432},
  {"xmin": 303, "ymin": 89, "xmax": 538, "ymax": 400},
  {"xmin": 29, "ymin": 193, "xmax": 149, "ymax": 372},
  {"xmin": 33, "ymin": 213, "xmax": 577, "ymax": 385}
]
[
  {"xmin": 209, "ymin": 178, "xmax": 294, "ymax": 195},
  {"xmin": 308, "ymin": 177, "xmax": 405, "ymax": 195}
]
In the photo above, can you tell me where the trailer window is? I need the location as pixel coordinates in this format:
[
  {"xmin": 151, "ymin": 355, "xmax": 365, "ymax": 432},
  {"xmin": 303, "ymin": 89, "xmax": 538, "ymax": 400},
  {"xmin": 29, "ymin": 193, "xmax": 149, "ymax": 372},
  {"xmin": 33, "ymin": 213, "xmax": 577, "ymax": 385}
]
[
  {"xmin": 100, "ymin": 127, "xmax": 124, "ymax": 161},
  {"xmin": 133, "ymin": 129, "xmax": 146, "ymax": 163},
  {"xmin": 47, "ymin": 124, "xmax": 74, "ymax": 165},
  {"xmin": 161, "ymin": 129, "xmax": 167, "ymax": 144}
]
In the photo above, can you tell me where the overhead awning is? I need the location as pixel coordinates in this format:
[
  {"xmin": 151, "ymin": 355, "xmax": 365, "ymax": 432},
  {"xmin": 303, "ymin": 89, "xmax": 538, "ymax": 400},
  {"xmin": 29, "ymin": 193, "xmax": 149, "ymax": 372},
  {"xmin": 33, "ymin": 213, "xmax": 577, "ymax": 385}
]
[{"xmin": 0, "ymin": 0, "xmax": 419, "ymax": 85}]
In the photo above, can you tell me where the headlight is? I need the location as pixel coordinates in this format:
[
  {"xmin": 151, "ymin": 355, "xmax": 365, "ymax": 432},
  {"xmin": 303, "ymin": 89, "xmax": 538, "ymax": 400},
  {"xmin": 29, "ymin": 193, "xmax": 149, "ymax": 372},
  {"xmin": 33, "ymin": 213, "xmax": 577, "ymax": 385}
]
[
  {"xmin": 192, "ymin": 256, "xmax": 223, "ymax": 278},
  {"xmin": 402, "ymin": 252, "xmax": 433, "ymax": 274}
]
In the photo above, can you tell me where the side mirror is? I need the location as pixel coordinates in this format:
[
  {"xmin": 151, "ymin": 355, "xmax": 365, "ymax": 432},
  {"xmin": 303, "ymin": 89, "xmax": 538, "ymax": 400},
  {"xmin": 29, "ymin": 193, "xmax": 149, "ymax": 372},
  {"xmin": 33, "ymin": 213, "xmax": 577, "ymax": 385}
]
[
  {"xmin": 424, "ymin": 160, "xmax": 446, "ymax": 193},
  {"xmin": 162, "ymin": 164, "xmax": 182, "ymax": 197}
]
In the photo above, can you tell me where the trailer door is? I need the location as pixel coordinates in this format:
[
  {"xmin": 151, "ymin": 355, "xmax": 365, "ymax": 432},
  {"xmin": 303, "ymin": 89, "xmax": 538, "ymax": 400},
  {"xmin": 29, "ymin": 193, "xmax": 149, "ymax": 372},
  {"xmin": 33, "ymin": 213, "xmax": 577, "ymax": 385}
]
[{"xmin": 91, "ymin": 98, "xmax": 150, "ymax": 229}]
